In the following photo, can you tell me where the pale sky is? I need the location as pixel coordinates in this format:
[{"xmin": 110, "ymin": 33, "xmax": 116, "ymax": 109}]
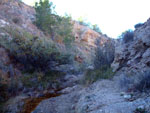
[{"xmin": 23, "ymin": 0, "xmax": 150, "ymax": 38}]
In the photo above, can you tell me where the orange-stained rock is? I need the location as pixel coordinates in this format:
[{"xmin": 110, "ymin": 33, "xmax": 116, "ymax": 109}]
[{"xmin": 74, "ymin": 55, "xmax": 83, "ymax": 63}]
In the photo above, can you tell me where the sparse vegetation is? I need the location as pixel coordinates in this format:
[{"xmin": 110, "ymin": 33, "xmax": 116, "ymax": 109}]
[
  {"xmin": 34, "ymin": 0, "xmax": 74, "ymax": 45},
  {"xmin": 78, "ymin": 17, "xmax": 91, "ymax": 27},
  {"xmin": 12, "ymin": 17, "xmax": 20, "ymax": 24},
  {"xmin": 0, "ymin": 26, "xmax": 71, "ymax": 71},
  {"xmin": 94, "ymin": 39, "xmax": 115, "ymax": 69},
  {"xmin": 0, "ymin": 76, "xmax": 8, "ymax": 113},
  {"xmin": 34, "ymin": 0, "xmax": 56, "ymax": 36},
  {"xmin": 21, "ymin": 70, "xmax": 65, "ymax": 89},
  {"xmin": 81, "ymin": 66, "xmax": 114, "ymax": 85},
  {"xmin": 134, "ymin": 23, "xmax": 144, "ymax": 29},
  {"xmin": 78, "ymin": 19, "xmax": 102, "ymax": 34},
  {"xmin": 119, "ymin": 71, "xmax": 150, "ymax": 92},
  {"xmin": 119, "ymin": 30, "xmax": 134, "ymax": 43},
  {"xmin": 119, "ymin": 74, "xmax": 134, "ymax": 90},
  {"xmin": 55, "ymin": 15, "xmax": 75, "ymax": 46},
  {"xmin": 134, "ymin": 107, "xmax": 147, "ymax": 113},
  {"xmin": 80, "ymin": 38, "xmax": 115, "ymax": 86},
  {"xmin": 135, "ymin": 71, "xmax": 150, "ymax": 92},
  {"xmin": 92, "ymin": 24, "xmax": 101, "ymax": 34}
]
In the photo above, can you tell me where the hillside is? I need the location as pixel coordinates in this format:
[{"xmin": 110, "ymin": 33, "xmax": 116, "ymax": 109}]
[
  {"xmin": 0, "ymin": 0, "xmax": 113, "ymax": 112},
  {"xmin": 0, "ymin": 0, "xmax": 150, "ymax": 113}
]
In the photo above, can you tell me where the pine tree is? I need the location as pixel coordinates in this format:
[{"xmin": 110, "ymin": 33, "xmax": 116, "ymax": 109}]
[
  {"xmin": 34, "ymin": 0, "xmax": 74, "ymax": 43},
  {"xmin": 92, "ymin": 24, "xmax": 101, "ymax": 34},
  {"xmin": 34, "ymin": 0, "xmax": 56, "ymax": 38}
]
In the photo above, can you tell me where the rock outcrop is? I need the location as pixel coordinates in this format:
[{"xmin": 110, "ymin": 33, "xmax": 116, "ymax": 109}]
[
  {"xmin": 0, "ymin": 0, "xmax": 44, "ymax": 37},
  {"xmin": 72, "ymin": 21, "xmax": 111, "ymax": 65},
  {"xmin": 112, "ymin": 18, "xmax": 150, "ymax": 74}
]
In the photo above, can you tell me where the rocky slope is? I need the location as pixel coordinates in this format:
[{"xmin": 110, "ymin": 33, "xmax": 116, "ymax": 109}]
[
  {"xmin": 0, "ymin": 0, "xmax": 111, "ymax": 75},
  {"xmin": 0, "ymin": 0, "xmax": 113, "ymax": 113},
  {"xmin": 72, "ymin": 21, "xmax": 110, "ymax": 65},
  {"xmin": 0, "ymin": 0, "xmax": 111, "ymax": 88},
  {"xmin": 112, "ymin": 18, "xmax": 150, "ymax": 75},
  {"xmin": 0, "ymin": 0, "xmax": 43, "ymax": 36},
  {"xmin": 0, "ymin": 0, "xmax": 111, "ymax": 68}
]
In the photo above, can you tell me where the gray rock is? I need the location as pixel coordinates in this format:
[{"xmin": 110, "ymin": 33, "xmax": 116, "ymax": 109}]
[
  {"xmin": 143, "ymin": 48, "xmax": 150, "ymax": 58},
  {"xmin": 112, "ymin": 18, "xmax": 150, "ymax": 74},
  {"xmin": 123, "ymin": 94, "xmax": 132, "ymax": 100},
  {"xmin": 32, "ymin": 77, "xmax": 150, "ymax": 113},
  {"xmin": 111, "ymin": 62, "xmax": 120, "ymax": 72},
  {"xmin": 0, "ymin": 19, "xmax": 9, "ymax": 27}
]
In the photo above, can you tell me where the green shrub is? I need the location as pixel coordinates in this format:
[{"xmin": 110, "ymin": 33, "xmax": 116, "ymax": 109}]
[
  {"xmin": 12, "ymin": 18, "xmax": 20, "ymax": 24},
  {"xmin": 94, "ymin": 39, "xmax": 115, "ymax": 69},
  {"xmin": 92, "ymin": 24, "xmax": 101, "ymax": 34},
  {"xmin": 21, "ymin": 70, "xmax": 65, "ymax": 89},
  {"xmin": 34, "ymin": 0, "xmax": 56, "ymax": 36},
  {"xmin": 0, "ymin": 83, "xmax": 8, "ymax": 103},
  {"xmin": 55, "ymin": 15, "xmax": 75, "ymax": 46},
  {"xmin": 81, "ymin": 66, "xmax": 114, "ymax": 85},
  {"xmin": 120, "ymin": 30, "xmax": 134, "ymax": 43},
  {"xmin": 0, "ymin": 77, "xmax": 8, "ymax": 113},
  {"xmin": 119, "ymin": 71, "xmax": 150, "ymax": 92},
  {"xmin": 79, "ymin": 21, "xmax": 91, "ymax": 27},
  {"xmin": 0, "ymin": 26, "xmax": 71, "ymax": 71},
  {"xmin": 135, "ymin": 71, "xmax": 150, "ymax": 92},
  {"xmin": 134, "ymin": 107, "xmax": 147, "ymax": 113},
  {"xmin": 77, "ymin": 17, "xmax": 91, "ymax": 27},
  {"xmin": 134, "ymin": 23, "xmax": 144, "ymax": 29},
  {"xmin": 34, "ymin": 0, "xmax": 74, "ymax": 45}
]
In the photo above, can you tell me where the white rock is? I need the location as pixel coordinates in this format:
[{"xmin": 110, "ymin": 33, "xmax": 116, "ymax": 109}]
[
  {"xmin": 123, "ymin": 94, "xmax": 132, "ymax": 100},
  {"xmin": 0, "ymin": 19, "xmax": 9, "ymax": 27}
]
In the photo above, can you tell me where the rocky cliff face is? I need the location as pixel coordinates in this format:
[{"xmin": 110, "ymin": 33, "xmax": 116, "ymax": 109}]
[
  {"xmin": 112, "ymin": 18, "xmax": 150, "ymax": 75},
  {"xmin": 72, "ymin": 21, "xmax": 111, "ymax": 65}
]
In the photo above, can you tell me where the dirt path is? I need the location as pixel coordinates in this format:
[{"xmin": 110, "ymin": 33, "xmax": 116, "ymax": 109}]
[{"xmin": 32, "ymin": 79, "xmax": 150, "ymax": 113}]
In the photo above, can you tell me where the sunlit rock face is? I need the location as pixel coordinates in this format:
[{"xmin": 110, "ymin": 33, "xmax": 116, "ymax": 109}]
[
  {"xmin": 112, "ymin": 18, "xmax": 150, "ymax": 74},
  {"xmin": 72, "ymin": 21, "xmax": 113, "ymax": 65}
]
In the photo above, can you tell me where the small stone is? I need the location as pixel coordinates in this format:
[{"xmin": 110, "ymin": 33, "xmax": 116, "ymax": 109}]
[{"xmin": 123, "ymin": 94, "xmax": 132, "ymax": 100}]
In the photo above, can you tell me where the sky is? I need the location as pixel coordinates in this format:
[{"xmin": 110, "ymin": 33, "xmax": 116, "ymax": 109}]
[{"xmin": 22, "ymin": 0, "xmax": 150, "ymax": 38}]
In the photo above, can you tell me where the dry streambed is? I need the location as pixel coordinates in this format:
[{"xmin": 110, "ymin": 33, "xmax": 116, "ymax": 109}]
[
  {"xmin": 22, "ymin": 91, "xmax": 61, "ymax": 113},
  {"xmin": 32, "ymin": 79, "xmax": 150, "ymax": 113}
]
